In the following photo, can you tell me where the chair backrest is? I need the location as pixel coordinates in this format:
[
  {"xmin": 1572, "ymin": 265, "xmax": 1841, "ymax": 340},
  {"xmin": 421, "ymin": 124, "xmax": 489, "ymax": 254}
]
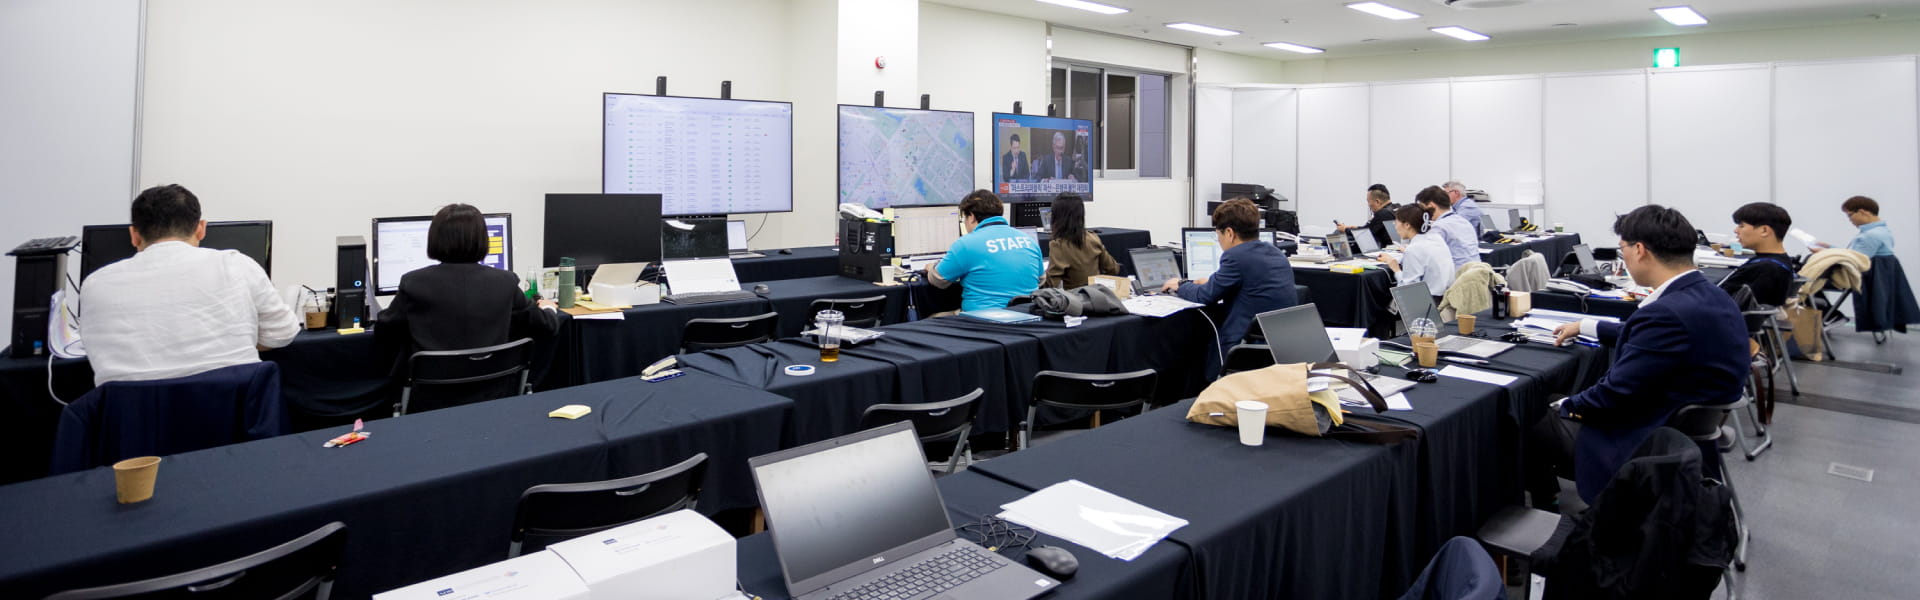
[
  {"xmin": 400, "ymin": 338, "xmax": 536, "ymax": 415},
  {"xmin": 809, "ymin": 296, "xmax": 887, "ymax": 328},
  {"xmin": 47, "ymin": 522, "xmax": 347, "ymax": 600},
  {"xmin": 1223, "ymin": 344, "xmax": 1275, "ymax": 376},
  {"xmin": 510, "ymin": 453, "xmax": 710, "ymax": 557},
  {"xmin": 51, "ymin": 362, "xmax": 287, "ymax": 475},
  {"xmin": 1032, "ymin": 369, "xmax": 1158, "ymax": 412},
  {"xmin": 859, "ymin": 388, "xmax": 985, "ymax": 445},
  {"xmin": 1666, "ymin": 399, "xmax": 1744, "ymax": 443},
  {"xmin": 680, "ymin": 312, "xmax": 779, "ymax": 353}
]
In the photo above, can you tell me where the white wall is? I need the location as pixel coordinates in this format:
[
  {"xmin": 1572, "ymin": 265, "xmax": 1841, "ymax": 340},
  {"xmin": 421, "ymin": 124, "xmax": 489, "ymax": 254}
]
[
  {"xmin": 917, "ymin": 3, "xmax": 1048, "ymax": 189},
  {"xmin": 0, "ymin": 0, "xmax": 142, "ymax": 344}
]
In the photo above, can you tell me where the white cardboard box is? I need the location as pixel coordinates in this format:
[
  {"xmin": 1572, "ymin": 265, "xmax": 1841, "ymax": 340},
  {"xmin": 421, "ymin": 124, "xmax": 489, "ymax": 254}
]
[
  {"xmin": 548, "ymin": 509, "xmax": 737, "ymax": 600},
  {"xmin": 373, "ymin": 550, "xmax": 589, "ymax": 600}
]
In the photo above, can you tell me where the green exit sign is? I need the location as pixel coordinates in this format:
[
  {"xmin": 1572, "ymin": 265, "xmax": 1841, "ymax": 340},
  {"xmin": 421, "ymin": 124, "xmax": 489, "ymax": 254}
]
[{"xmin": 1653, "ymin": 47, "xmax": 1681, "ymax": 68}]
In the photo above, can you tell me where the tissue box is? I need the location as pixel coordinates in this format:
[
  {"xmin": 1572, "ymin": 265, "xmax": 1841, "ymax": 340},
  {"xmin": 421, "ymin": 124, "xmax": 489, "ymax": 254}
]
[
  {"xmin": 374, "ymin": 550, "xmax": 588, "ymax": 600},
  {"xmin": 548, "ymin": 510, "xmax": 736, "ymax": 600},
  {"xmin": 1327, "ymin": 328, "xmax": 1379, "ymax": 368}
]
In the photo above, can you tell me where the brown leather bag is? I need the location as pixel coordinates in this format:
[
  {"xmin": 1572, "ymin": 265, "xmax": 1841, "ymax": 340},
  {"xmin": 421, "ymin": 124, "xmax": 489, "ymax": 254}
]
[{"xmin": 1187, "ymin": 362, "xmax": 1420, "ymax": 444}]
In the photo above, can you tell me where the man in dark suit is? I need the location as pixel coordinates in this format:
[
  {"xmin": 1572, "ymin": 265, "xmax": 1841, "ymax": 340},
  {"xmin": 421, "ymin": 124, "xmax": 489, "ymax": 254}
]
[
  {"xmin": 1000, "ymin": 133, "xmax": 1030, "ymax": 182},
  {"xmin": 1160, "ymin": 198, "xmax": 1298, "ymax": 358},
  {"xmin": 1032, "ymin": 131, "xmax": 1075, "ymax": 182},
  {"xmin": 1548, "ymin": 205, "xmax": 1749, "ymax": 503}
]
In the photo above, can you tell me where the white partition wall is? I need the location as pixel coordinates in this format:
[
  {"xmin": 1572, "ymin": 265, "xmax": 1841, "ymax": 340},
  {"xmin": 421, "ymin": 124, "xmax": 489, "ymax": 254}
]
[
  {"xmin": 1368, "ymin": 81, "xmax": 1450, "ymax": 212},
  {"xmin": 1773, "ymin": 57, "xmax": 1920, "ymax": 271},
  {"xmin": 1195, "ymin": 85, "xmax": 1235, "ymax": 218},
  {"xmin": 1297, "ymin": 85, "xmax": 1371, "ymax": 231},
  {"xmin": 1649, "ymin": 65, "xmax": 1774, "ymax": 235},
  {"xmin": 1451, "ymin": 76, "xmax": 1542, "ymax": 210},
  {"xmin": 1543, "ymin": 71, "xmax": 1648, "ymax": 245},
  {"xmin": 1231, "ymin": 88, "xmax": 1298, "ymax": 205}
]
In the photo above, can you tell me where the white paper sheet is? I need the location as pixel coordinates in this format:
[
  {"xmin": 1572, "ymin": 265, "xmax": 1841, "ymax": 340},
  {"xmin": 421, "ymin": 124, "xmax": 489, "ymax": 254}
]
[
  {"xmin": 572, "ymin": 312, "xmax": 626, "ymax": 320},
  {"xmin": 1438, "ymin": 365, "xmax": 1520, "ymax": 387},
  {"xmin": 999, "ymin": 480, "xmax": 1187, "ymax": 561}
]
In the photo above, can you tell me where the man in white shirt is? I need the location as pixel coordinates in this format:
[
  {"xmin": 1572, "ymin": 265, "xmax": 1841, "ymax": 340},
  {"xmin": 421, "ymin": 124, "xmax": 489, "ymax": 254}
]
[
  {"xmin": 78, "ymin": 184, "xmax": 300, "ymax": 385},
  {"xmin": 1444, "ymin": 180, "xmax": 1485, "ymax": 237},
  {"xmin": 1415, "ymin": 185, "xmax": 1479, "ymax": 269},
  {"xmin": 1378, "ymin": 204, "xmax": 1455, "ymax": 296}
]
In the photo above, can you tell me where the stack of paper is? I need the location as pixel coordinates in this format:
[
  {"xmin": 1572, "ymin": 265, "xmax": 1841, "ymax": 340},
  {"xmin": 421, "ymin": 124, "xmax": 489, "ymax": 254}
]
[
  {"xmin": 1123, "ymin": 295, "xmax": 1203, "ymax": 318},
  {"xmin": 999, "ymin": 480, "xmax": 1188, "ymax": 561}
]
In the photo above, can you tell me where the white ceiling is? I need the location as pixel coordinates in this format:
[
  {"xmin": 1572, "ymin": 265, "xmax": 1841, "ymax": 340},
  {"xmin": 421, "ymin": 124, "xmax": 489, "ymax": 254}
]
[{"xmin": 931, "ymin": 0, "xmax": 1920, "ymax": 61}]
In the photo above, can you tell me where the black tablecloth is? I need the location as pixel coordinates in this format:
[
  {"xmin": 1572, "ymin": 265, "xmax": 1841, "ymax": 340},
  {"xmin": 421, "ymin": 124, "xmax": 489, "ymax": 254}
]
[
  {"xmin": 1480, "ymin": 233, "xmax": 1582, "ymax": 268},
  {"xmin": 0, "ymin": 371, "xmax": 792, "ymax": 600},
  {"xmin": 736, "ymin": 471, "xmax": 1195, "ymax": 600},
  {"xmin": 731, "ymin": 246, "xmax": 841, "ymax": 283},
  {"xmin": 1293, "ymin": 267, "xmax": 1399, "ymax": 338},
  {"xmin": 1527, "ymin": 265, "xmax": 1732, "ymax": 320}
]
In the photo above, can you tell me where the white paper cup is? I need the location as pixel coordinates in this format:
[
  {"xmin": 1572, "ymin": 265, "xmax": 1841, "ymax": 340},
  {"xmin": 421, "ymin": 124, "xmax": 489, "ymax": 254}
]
[{"xmin": 1235, "ymin": 400, "xmax": 1269, "ymax": 446}]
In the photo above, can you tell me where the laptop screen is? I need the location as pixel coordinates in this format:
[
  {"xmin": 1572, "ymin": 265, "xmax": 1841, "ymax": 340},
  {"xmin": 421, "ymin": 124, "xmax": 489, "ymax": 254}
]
[
  {"xmin": 727, "ymin": 220, "xmax": 749, "ymax": 252},
  {"xmin": 1129, "ymin": 247, "xmax": 1183, "ymax": 285},
  {"xmin": 1353, "ymin": 229, "xmax": 1380, "ymax": 254},
  {"xmin": 1256, "ymin": 304, "xmax": 1337, "ymax": 365},
  {"xmin": 752, "ymin": 423, "xmax": 952, "ymax": 593},
  {"xmin": 1481, "ymin": 214, "xmax": 1498, "ymax": 233},
  {"xmin": 1390, "ymin": 282, "xmax": 1440, "ymax": 333},
  {"xmin": 1572, "ymin": 244, "xmax": 1598, "ymax": 273}
]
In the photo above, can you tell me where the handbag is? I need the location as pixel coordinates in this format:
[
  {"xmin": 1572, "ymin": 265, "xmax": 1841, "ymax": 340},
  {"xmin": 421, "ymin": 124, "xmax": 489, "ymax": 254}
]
[{"xmin": 1186, "ymin": 362, "xmax": 1420, "ymax": 444}]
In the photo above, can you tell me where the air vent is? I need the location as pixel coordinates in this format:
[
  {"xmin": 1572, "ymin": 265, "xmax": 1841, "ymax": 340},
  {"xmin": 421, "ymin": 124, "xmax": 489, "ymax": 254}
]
[{"xmin": 1431, "ymin": 0, "xmax": 1543, "ymax": 8}]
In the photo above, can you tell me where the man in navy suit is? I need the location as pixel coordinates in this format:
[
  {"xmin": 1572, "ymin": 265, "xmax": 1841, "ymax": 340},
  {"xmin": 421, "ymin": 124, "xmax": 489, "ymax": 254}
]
[
  {"xmin": 1160, "ymin": 198, "xmax": 1298, "ymax": 359},
  {"xmin": 1547, "ymin": 205, "xmax": 1749, "ymax": 503}
]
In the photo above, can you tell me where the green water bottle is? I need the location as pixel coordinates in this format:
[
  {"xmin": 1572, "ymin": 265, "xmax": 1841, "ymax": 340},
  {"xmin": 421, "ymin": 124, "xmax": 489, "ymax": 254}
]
[{"xmin": 557, "ymin": 257, "xmax": 577, "ymax": 309}]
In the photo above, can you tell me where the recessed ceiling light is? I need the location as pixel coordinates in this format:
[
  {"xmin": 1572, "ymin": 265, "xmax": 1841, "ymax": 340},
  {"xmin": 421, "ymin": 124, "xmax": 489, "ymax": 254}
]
[
  {"xmin": 1264, "ymin": 42, "xmax": 1325, "ymax": 54},
  {"xmin": 1346, "ymin": 2, "xmax": 1421, "ymax": 21},
  {"xmin": 1166, "ymin": 22, "xmax": 1241, "ymax": 36},
  {"xmin": 1654, "ymin": 6, "xmax": 1709, "ymax": 27},
  {"xmin": 1034, "ymin": 0, "xmax": 1129, "ymax": 15},
  {"xmin": 1430, "ymin": 26, "xmax": 1490, "ymax": 41}
]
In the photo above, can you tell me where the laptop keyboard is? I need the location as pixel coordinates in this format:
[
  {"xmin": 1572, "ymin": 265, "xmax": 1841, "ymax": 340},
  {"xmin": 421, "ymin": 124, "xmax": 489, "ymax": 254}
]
[
  {"xmin": 662, "ymin": 290, "xmax": 758, "ymax": 305},
  {"xmin": 1437, "ymin": 336, "xmax": 1479, "ymax": 352},
  {"xmin": 829, "ymin": 545, "xmax": 1005, "ymax": 600}
]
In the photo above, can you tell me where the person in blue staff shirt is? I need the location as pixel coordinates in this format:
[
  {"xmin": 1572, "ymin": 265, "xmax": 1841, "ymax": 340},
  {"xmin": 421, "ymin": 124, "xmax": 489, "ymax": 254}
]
[
  {"xmin": 928, "ymin": 190, "xmax": 1043, "ymax": 312},
  {"xmin": 1160, "ymin": 197, "xmax": 1298, "ymax": 357},
  {"xmin": 1543, "ymin": 205, "xmax": 1749, "ymax": 505}
]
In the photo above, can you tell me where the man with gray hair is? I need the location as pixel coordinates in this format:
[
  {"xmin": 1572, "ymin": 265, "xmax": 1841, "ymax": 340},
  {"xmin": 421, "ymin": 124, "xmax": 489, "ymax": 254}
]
[{"xmin": 1444, "ymin": 180, "xmax": 1486, "ymax": 236}]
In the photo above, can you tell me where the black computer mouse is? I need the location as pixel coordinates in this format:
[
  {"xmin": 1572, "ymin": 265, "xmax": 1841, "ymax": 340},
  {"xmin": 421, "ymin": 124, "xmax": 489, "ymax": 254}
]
[
  {"xmin": 778, "ymin": 248, "xmax": 794, "ymax": 255},
  {"xmin": 1025, "ymin": 545, "xmax": 1078, "ymax": 580},
  {"xmin": 753, "ymin": 284, "xmax": 771, "ymax": 295}
]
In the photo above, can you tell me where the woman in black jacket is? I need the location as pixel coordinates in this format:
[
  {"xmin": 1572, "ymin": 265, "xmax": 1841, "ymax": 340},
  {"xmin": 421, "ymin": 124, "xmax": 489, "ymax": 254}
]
[{"xmin": 377, "ymin": 204, "xmax": 560, "ymax": 354}]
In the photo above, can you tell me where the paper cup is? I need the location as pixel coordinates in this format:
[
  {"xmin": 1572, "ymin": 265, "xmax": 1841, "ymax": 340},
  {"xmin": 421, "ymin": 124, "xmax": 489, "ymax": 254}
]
[
  {"xmin": 1458, "ymin": 314, "xmax": 1476, "ymax": 334},
  {"xmin": 1235, "ymin": 400, "xmax": 1269, "ymax": 446},
  {"xmin": 1414, "ymin": 341, "xmax": 1439, "ymax": 368},
  {"xmin": 1554, "ymin": 223, "xmax": 1565, "ymax": 233},
  {"xmin": 1509, "ymin": 291, "xmax": 1531, "ymax": 317},
  {"xmin": 113, "ymin": 456, "xmax": 161, "ymax": 504},
  {"xmin": 305, "ymin": 311, "xmax": 328, "ymax": 330}
]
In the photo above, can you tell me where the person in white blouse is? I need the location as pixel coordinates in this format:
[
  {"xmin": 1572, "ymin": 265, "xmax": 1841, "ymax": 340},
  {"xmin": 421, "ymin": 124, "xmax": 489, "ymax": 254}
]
[
  {"xmin": 1378, "ymin": 204, "xmax": 1455, "ymax": 297},
  {"xmin": 1415, "ymin": 185, "xmax": 1480, "ymax": 269},
  {"xmin": 77, "ymin": 184, "xmax": 300, "ymax": 385}
]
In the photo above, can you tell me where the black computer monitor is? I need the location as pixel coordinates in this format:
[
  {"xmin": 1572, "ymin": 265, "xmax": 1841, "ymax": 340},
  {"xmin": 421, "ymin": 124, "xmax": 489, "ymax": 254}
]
[
  {"xmin": 80, "ymin": 220, "xmax": 273, "ymax": 281},
  {"xmin": 544, "ymin": 193, "xmax": 663, "ymax": 268},
  {"xmin": 371, "ymin": 214, "xmax": 512, "ymax": 295},
  {"xmin": 661, "ymin": 216, "xmax": 728, "ymax": 260}
]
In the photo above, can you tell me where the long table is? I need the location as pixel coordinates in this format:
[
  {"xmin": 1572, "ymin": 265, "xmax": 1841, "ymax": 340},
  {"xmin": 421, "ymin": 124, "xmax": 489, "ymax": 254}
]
[
  {"xmin": 1292, "ymin": 267, "xmax": 1400, "ymax": 338},
  {"xmin": 1481, "ymin": 233, "xmax": 1583, "ymax": 268}
]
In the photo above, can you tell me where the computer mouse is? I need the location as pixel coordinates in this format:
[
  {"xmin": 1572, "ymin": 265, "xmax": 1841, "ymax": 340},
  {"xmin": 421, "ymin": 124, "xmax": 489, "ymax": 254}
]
[
  {"xmin": 778, "ymin": 248, "xmax": 794, "ymax": 255},
  {"xmin": 1024, "ymin": 545, "xmax": 1078, "ymax": 580},
  {"xmin": 752, "ymin": 284, "xmax": 771, "ymax": 295}
]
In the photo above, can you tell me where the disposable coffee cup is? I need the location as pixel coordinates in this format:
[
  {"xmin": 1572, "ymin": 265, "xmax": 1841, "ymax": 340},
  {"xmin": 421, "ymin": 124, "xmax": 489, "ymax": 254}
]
[
  {"xmin": 1554, "ymin": 223, "xmax": 1565, "ymax": 233},
  {"xmin": 305, "ymin": 312, "xmax": 328, "ymax": 330},
  {"xmin": 113, "ymin": 456, "xmax": 161, "ymax": 504},
  {"xmin": 1509, "ymin": 291, "xmax": 1532, "ymax": 317},
  {"xmin": 1458, "ymin": 314, "xmax": 1476, "ymax": 334},
  {"xmin": 1414, "ymin": 341, "xmax": 1439, "ymax": 368},
  {"xmin": 1235, "ymin": 400, "xmax": 1269, "ymax": 446}
]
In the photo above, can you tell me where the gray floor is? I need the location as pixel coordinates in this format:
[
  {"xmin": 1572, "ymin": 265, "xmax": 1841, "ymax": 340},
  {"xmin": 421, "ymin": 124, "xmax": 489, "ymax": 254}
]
[{"xmin": 1712, "ymin": 326, "xmax": 1920, "ymax": 599}]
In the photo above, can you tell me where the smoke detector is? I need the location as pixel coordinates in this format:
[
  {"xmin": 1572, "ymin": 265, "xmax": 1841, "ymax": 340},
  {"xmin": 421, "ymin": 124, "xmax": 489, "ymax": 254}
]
[{"xmin": 1430, "ymin": 0, "xmax": 1543, "ymax": 8}]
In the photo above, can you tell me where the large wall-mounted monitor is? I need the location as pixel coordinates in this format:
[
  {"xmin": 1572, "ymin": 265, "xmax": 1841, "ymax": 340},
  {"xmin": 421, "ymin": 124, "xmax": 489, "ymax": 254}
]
[
  {"xmin": 603, "ymin": 93, "xmax": 794, "ymax": 216},
  {"xmin": 836, "ymin": 105, "xmax": 975, "ymax": 209},
  {"xmin": 80, "ymin": 220, "xmax": 274, "ymax": 282},
  {"xmin": 371, "ymin": 214, "xmax": 512, "ymax": 295},
  {"xmin": 990, "ymin": 112, "xmax": 1093, "ymax": 204}
]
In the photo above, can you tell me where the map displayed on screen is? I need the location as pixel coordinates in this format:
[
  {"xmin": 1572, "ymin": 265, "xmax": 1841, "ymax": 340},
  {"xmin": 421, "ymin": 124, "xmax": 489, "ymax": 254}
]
[{"xmin": 837, "ymin": 105, "xmax": 975, "ymax": 209}]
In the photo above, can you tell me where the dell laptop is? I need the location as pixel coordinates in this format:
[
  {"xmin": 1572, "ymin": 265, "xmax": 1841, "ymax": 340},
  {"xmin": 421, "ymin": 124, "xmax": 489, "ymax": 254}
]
[
  {"xmin": 750, "ymin": 422, "xmax": 1059, "ymax": 600},
  {"xmin": 1389, "ymin": 281, "xmax": 1514, "ymax": 358}
]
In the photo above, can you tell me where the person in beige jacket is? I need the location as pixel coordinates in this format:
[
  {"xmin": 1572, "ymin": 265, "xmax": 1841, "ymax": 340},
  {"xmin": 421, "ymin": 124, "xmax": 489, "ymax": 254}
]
[{"xmin": 1040, "ymin": 193, "xmax": 1119, "ymax": 289}]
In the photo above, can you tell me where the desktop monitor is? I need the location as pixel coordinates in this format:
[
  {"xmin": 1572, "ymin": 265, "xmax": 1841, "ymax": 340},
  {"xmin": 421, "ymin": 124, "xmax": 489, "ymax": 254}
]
[
  {"xmin": 80, "ymin": 220, "xmax": 274, "ymax": 282},
  {"xmin": 543, "ymin": 193, "xmax": 664, "ymax": 269},
  {"xmin": 1180, "ymin": 228, "xmax": 1278, "ymax": 280},
  {"xmin": 1255, "ymin": 304, "xmax": 1338, "ymax": 365},
  {"xmin": 727, "ymin": 220, "xmax": 750, "ymax": 252},
  {"xmin": 602, "ymin": 93, "xmax": 794, "ymax": 216},
  {"xmin": 1129, "ymin": 247, "xmax": 1183, "ymax": 284},
  {"xmin": 837, "ymin": 105, "xmax": 975, "ymax": 209},
  {"xmin": 661, "ymin": 217, "xmax": 728, "ymax": 260},
  {"xmin": 989, "ymin": 112, "xmax": 1094, "ymax": 204},
  {"xmin": 892, "ymin": 205, "xmax": 963, "ymax": 257},
  {"xmin": 371, "ymin": 214, "xmax": 512, "ymax": 295}
]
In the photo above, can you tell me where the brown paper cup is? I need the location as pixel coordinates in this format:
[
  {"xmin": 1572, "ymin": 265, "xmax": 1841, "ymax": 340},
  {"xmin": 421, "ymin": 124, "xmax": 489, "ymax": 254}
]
[
  {"xmin": 1509, "ymin": 292, "xmax": 1531, "ymax": 317},
  {"xmin": 1458, "ymin": 314, "xmax": 1476, "ymax": 334},
  {"xmin": 305, "ymin": 312, "xmax": 329, "ymax": 330},
  {"xmin": 1409, "ymin": 335, "xmax": 1436, "ymax": 346},
  {"xmin": 1414, "ymin": 342, "xmax": 1439, "ymax": 368},
  {"xmin": 113, "ymin": 456, "xmax": 161, "ymax": 504}
]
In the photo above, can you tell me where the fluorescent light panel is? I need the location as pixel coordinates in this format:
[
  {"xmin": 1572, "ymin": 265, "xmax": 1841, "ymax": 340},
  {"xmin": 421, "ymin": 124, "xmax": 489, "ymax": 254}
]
[
  {"xmin": 1264, "ymin": 42, "xmax": 1325, "ymax": 54},
  {"xmin": 1035, "ymin": 0, "xmax": 1129, "ymax": 15},
  {"xmin": 1346, "ymin": 2, "xmax": 1421, "ymax": 20},
  {"xmin": 1165, "ymin": 22, "xmax": 1241, "ymax": 36},
  {"xmin": 1654, "ymin": 6, "xmax": 1709, "ymax": 27},
  {"xmin": 1430, "ymin": 26, "xmax": 1490, "ymax": 41}
]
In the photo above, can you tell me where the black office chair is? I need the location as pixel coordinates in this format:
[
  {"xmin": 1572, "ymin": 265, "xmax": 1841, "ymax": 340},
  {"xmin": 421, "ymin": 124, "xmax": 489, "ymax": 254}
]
[
  {"xmin": 859, "ymin": 389, "xmax": 984, "ymax": 474},
  {"xmin": 680, "ymin": 312, "xmax": 780, "ymax": 353},
  {"xmin": 1020, "ymin": 370, "xmax": 1157, "ymax": 450},
  {"xmin": 397, "ymin": 338, "xmax": 536, "ymax": 416},
  {"xmin": 46, "ymin": 522, "xmax": 347, "ymax": 600},
  {"xmin": 1222, "ymin": 344, "xmax": 1275, "ymax": 377},
  {"xmin": 1732, "ymin": 285, "xmax": 1791, "ymax": 461},
  {"xmin": 508, "ymin": 453, "xmax": 709, "ymax": 557},
  {"xmin": 809, "ymin": 296, "xmax": 888, "ymax": 328},
  {"xmin": 1668, "ymin": 399, "xmax": 1750, "ymax": 578}
]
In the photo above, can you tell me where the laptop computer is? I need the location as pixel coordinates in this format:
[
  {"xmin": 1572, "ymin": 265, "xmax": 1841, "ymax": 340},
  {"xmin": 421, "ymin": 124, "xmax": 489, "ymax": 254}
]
[
  {"xmin": 662, "ymin": 259, "xmax": 743, "ymax": 294},
  {"xmin": 1480, "ymin": 213, "xmax": 1499, "ymax": 234},
  {"xmin": 1389, "ymin": 282, "xmax": 1514, "ymax": 358},
  {"xmin": 1571, "ymin": 243, "xmax": 1599, "ymax": 274},
  {"xmin": 1327, "ymin": 231, "xmax": 1355, "ymax": 261},
  {"xmin": 1352, "ymin": 228, "xmax": 1381, "ymax": 255},
  {"xmin": 750, "ymin": 422, "xmax": 1059, "ymax": 600},
  {"xmin": 727, "ymin": 220, "xmax": 764, "ymax": 259},
  {"xmin": 1255, "ymin": 303, "xmax": 1414, "ymax": 397},
  {"xmin": 1385, "ymin": 220, "xmax": 1406, "ymax": 246},
  {"xmin": 1129, "ymin": 247, "xmax": 1184, "ymax": 294}
]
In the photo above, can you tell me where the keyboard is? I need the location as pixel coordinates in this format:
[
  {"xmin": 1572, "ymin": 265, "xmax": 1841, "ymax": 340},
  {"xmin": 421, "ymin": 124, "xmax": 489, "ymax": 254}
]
[
  {"xmin": 662, "ymin": 289, "xmax": 758, "ymax": 305},
  {"xmin": 7, "ymin": 236, "xmax": 79, "ymax": 257},
  {"xmin": 829, "ymin": 545, "xmax": 1006, "ymax": 600}
]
